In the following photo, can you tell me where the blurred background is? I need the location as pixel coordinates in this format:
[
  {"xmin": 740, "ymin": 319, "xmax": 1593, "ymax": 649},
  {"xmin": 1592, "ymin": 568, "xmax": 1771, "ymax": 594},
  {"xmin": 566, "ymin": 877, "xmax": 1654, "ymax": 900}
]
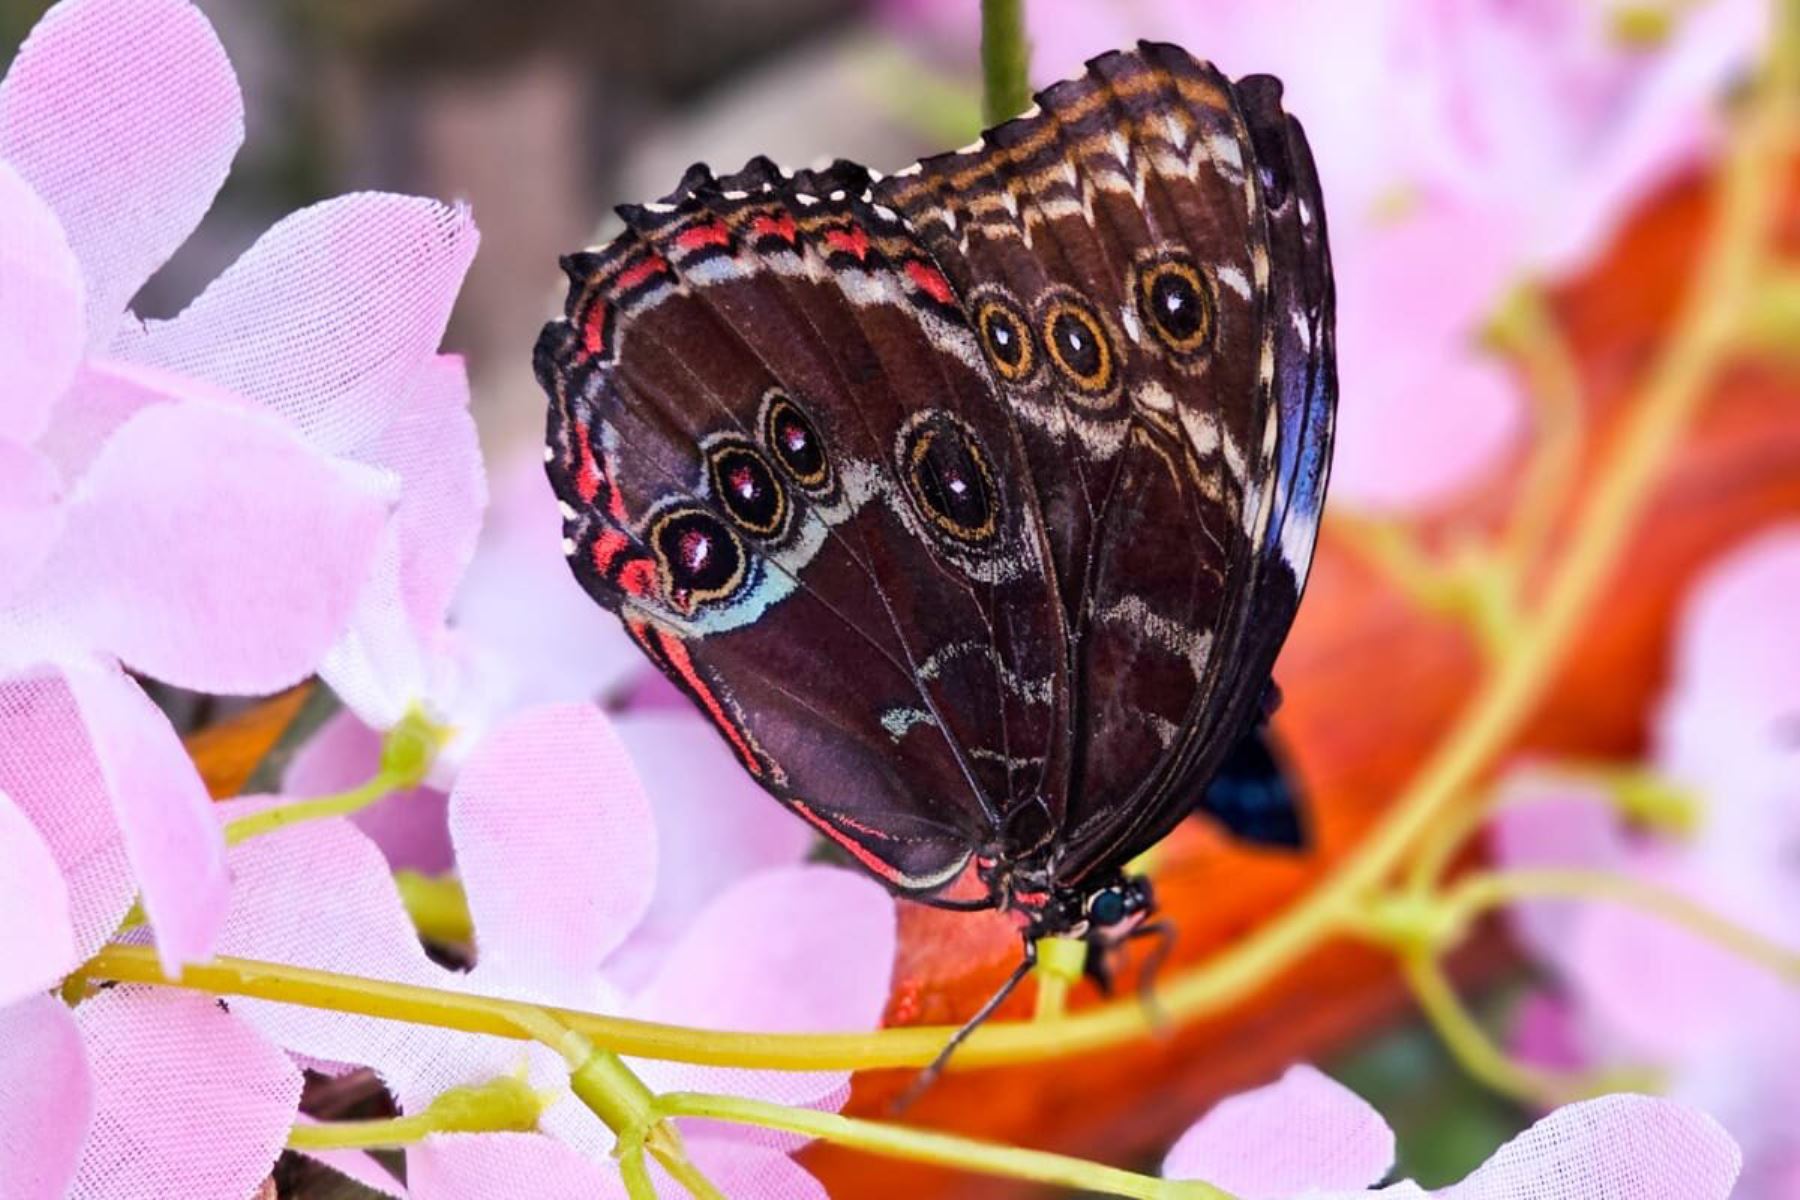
[{"xmin": 9, "ymin": 0, "xmax": 1791, "ymax": 1195}]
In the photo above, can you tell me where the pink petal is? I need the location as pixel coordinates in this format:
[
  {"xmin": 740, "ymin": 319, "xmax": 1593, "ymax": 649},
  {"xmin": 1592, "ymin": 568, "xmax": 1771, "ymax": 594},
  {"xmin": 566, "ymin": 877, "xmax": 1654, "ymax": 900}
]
[
  {"xmin": 1508, "ymin": 990, "xmax": 1591, "ymax": 1075},
  {"xmin": 629, "ymin": 866, "xmax": 894, "ymax": 1108},
  {"xmin": 0, "ymin": 787, "xmax": 78, "ymax": 1004},
  {"xmin": 48, "ymin": 397, "xmax": 395, "ymax": 694},
  {"xmin": 1329, "ymin": 198, "xmax": 1525, "ymax": 512},
  {"xmin": 0, "ymin": 440, "xmax": 63, "ymax": 605},
  {"xmin": 68, "ymin": 988, "xmax": 302, "ymax": 1200},
  {"xmin": 1663, "ymin": 524, "xmax": 1800, "ymax": 750},
  {"xmin": 120, "ymin": 194, "xmax": 478, "ymax": 455},
  {"xmin": 284, "ymin": 709, "xmax": 453, "ymax": 874},
  {"xmin": 60, "ymin": 662, "xmax": 226, "ymax": 970},
  {"xmin": 0, "ymin": 159, "xmax": 82, "ymax": 440},
  {"xmin": 0, "ymin": 670, "xmax": 135, "ymax": 959},
  {"xmin": 1486, "ymin": 772, "xmax": 1628, "ymax": 967},
  {"xmin": 407, "ymin": 1133, "xmax": 624, "ymax": 1200},
  {"xmin": 0, "ymin": 994, "xmax": 92, "ymax": 1200},
  {"xmin": 212, "ymin": 808, "xmax": 445, "ymax": 1073},
  {"xmin": 1441, "ymin": 1095, "xmax": 1740, "ymax": 1200},
  {"xmin": 1161, "ymin": 1064, "xmax": 1394, "ymax": 1195},
  {"xmin": 359, "ymin": 355, "xmax": 485, "ymax": 644},
  {"xmin": 0, "ymin": 0, "xmax": 241, "ymax": 349},
  {"xmin": 451, "ymin": 704, "xmax": 657, "ymax": 982},
  {"xmin": 293, "ymin": 1117, "xmax": 408, "ymax": 1198},
  {"xmin": 606, "ymin": 711, "xmax": 815, "ymax": 988},
  {"xmin": 1565, "ymin": 857, "xmax": 1791, "ymax": 1061},
  {"xmin": 450, "ymin": 452, "xmax": 649, "ymax": 713}
]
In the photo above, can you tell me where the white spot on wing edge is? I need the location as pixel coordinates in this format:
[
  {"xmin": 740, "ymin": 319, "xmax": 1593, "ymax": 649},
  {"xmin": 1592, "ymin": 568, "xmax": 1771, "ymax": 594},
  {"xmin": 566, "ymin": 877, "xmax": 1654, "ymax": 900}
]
[
  {"xmin": 561, "ymin": 537, "xmax": 577, "ymax": 557},
  {"xmin": 1215, "ymin": 265, "xmax": 1252, "ymax": 301},
  {"xmin": 558, "ymin": 501, "xmax": 578, "ymax": 521}
]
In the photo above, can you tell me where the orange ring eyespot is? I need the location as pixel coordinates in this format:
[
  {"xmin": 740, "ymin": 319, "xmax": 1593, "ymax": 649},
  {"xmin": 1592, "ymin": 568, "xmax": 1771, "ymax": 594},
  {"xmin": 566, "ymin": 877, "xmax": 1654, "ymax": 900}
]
[
  {"xmin": 705, "ymin": 437, "xmax": 788, "ymax": 538},
  {"xmin": 648, "ymin": 505, "xmax": 748, "ymax": 613},
  {"xmin": 975, "ymin": 297, "xmax": 1036, "ymax": 383},
  {"xmin": 900, "ymin": 413, "xmax": 999, "ymax": 547},
  {"xmin": 1135, "ymin": 256, "xmax": 1215, "ymax": 358},
  {"xmin": 759, "ymin": 389, "xmax": 832, "ymax": 493},
  {"xmin": 1040, "ymin": 297, "xmax": 1115, "ymax": 394}
]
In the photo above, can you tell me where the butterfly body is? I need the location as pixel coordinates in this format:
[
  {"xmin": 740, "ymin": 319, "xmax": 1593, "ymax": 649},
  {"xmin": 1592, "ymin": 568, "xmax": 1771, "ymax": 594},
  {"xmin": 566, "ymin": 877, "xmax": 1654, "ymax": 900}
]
[{"xmin": 535, "ymin": 43, "xmax": 1335, "ymax": 970}]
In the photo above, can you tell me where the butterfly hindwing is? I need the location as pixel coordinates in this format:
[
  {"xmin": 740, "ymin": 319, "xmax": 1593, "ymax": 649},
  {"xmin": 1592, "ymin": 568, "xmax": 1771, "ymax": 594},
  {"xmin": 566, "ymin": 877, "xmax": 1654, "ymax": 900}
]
[{"xmin": 536, "ymin": 40, "xmax": 1335, "ymax": 910}]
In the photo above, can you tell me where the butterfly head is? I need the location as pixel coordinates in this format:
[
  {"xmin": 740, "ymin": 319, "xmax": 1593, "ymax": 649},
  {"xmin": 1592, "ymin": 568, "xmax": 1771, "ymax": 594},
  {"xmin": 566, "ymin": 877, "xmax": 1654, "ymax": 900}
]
[{"xmin": 1021, "ymin": 874, "xmax": 1156, "ymax": 947}]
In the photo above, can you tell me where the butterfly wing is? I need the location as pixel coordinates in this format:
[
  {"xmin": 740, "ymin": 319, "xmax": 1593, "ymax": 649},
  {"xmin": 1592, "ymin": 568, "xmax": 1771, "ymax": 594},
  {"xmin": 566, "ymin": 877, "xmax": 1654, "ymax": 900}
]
[
  {"xmin": 535, "ymin": 160, "xmax": 1072, "ymax": 899},
  {"xmin": 875, "ymin": 43, "xmax": 1335, "ymax": 883}
]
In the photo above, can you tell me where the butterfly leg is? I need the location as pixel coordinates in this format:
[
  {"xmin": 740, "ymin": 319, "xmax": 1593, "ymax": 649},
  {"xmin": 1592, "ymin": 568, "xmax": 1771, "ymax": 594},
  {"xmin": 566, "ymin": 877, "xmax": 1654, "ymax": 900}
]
[
  {"xmin": 892, "ymin": 941, "xmax": 1038, "ymax": 1112},
  {"xmin": 1126, "ymin": 920, "xmax": 1177, "ymax": 1033}
]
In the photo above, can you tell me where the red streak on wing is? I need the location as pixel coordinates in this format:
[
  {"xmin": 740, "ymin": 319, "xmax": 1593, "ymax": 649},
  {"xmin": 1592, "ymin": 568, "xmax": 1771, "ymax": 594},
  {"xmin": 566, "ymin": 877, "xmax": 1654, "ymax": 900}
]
[
  {"xmin": 580, "ymin": 299, "xmax": 610, "ymax": 356},
  {"xmin": 618, "ymin": 558, "xmax": 655, "ymax": 598},
  {"xmin": 571, "ymin": 422, "xmax": 602, "ymax": 504},
  {"xmin": 751, "ymin": 213, "xmax": 798, "ymax": 243},
  {"xmin": 675, "ymin": 222, "xmax": 732, "ymax": 252},
  {"xmin": 615, "ymin": 253, "xmax": 669, "ymax": 291},
  {"xmin": 590, "ymin": 529, "xmax": 631, "ymax": 574},
  {"xmin": 791, "ymin": 799, "xmax": 909, "ymax": 886},
  {"xmin": 651, "ymin": 629, "xmax": 763, "ymax": 776},
  {"xmin": 823, "ymin": 226, "xmax": 870, "ymax": 261},
  {"xmin": 904, "ymin": 260, "xmax": 955, "ymax": 305}
]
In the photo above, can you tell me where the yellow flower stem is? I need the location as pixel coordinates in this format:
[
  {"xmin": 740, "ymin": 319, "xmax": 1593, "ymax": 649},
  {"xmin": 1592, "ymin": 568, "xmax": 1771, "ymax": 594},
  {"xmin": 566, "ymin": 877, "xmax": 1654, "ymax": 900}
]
[
  {"xmin": 1395, "ymin": 951, "xmax": 1648, "ymax": 1106},
  {"xmin": 1489, "ymin": 283, "xmax": 1586, "ymax": 591},
  {"xmin": 222, "ymin": 771, "xmax": 407, "ymax": 846},
  {"xmin": 1033, "ymin": 936, "xmax": 1085, "ymax": 1021},
  {"xmin": 395, "ymin": 871, "xmax": 474, "ymax": 944},
  {"xmin": 653, "ymin": 1091, "xmax": 1234, "ymax": 1200},
  {"xmin": 646, "ymin": 1125, "xmax": 728, "ymax": 1200},
  {"xmin": 619, "ymin": 1144, "xmax": 659, "ymax": 1200},
  {"xmin": 1439, "ymin": 868, "xmax": 1800, "ymax": 983},
  {"xmin": 286, "ymin": 1074, "xmax": 544, "ymax": 1151}
]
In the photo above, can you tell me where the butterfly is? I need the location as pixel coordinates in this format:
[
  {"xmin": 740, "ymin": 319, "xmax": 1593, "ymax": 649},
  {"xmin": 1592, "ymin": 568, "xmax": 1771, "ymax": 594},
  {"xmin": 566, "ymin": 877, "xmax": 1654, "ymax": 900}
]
[{"xmin": 535, "ymin": 41, "xmax": 1335, "ymax": 1057}]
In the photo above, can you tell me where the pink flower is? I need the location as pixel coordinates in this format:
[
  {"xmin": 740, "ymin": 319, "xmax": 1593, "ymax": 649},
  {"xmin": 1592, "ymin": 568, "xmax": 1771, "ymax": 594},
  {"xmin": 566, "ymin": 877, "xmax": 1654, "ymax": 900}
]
[
  {"xmin": 1494, "ymin": 524, "xmax": 1800, "ymax": 1196},
  {"xmin": 1162, "ymin": 1064, "xmax": 1741, "ymax": 1198},
  {"xmin": 211, "ymin": 703, "xmax": 894, "ymax": 1198},
  {"xmin": 0, "ymin": 990, "xmax": 303, "ymax": 1200},
  {"xmin": 887, "ymin": 0, "xmax": 1761, "ymax": 509},
  {"xmin": 0, "ymin": 0, "xmax": 476, "ymax": 986}
]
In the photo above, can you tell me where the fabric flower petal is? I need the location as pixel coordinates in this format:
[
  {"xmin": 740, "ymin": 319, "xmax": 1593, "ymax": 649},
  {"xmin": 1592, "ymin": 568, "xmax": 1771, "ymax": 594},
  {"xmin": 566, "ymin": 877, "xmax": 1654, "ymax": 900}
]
[
  {"xmin": 407, "ymin": 1133, "xmax": 624, "ymax": 1200},
  {"xmin": 0, "ymin": 671, "xmax": 135, "ymax": 960},
  {"xmin": 119, "ymin": 193, "xmax": 478, "ymax": 455},
  {"xmin": 293, "ymin": 1117, "xmax": 409, "ymax": 1199},
  {"xmin": 629, "ymin": 865, "xmax": 894, "ymax": 1107},
  {"xmin": 359, "ymin": 354, "xmax": 485, "ymax": 646},
  {"xmin": 1160, "ymin": 1064, "xmax": 1394, "ymax": 1196},
  {"xmin": 211, "ymin": 808, "xmax": 446, "ymax": 1073},
  {"xmin": 0, "ymin": 787, "xmax": 78, "ymax": 1005},
  {"xmin": 0, "ymin": 0, "xmax": 241, "ymax": 349},
  {"xmin": 1440, "ymin": 1094, "xmax": 1740, "ymax": 1200},
  {"xmin": 0, "ymin": 440, "xmax": 63, "ymax": 606},
  {"xmin": 0, "ymin": 159, "xmax": 82, "ymax": 441},
  {"xmin": 67, "ymin": 988, "xmax": 302, "ymax": 1200},
  {"xmin": 447, "ymin": 452, "xmax": 648, "ymax": 728},
  {"xmin": 605, "ymin": 711, "xmax": 815, "ymax": 987},
  {"xmin": 0, "ymin": 994, "xmax": 92, "ymax": 1200},
  {"xmin": 451, "ymin": 704, "xmax": 657, "ymax": 985},
  {"xmin": 44, "ymin": 397, "xmax": 395, "ymax": 694},
  {"xmin": 60, "ymin": 662, "xmax": 226, "ymax": 970},
  {"xmin": 284, "ymin": 709, "xmax": 452, "ymax": 873}
]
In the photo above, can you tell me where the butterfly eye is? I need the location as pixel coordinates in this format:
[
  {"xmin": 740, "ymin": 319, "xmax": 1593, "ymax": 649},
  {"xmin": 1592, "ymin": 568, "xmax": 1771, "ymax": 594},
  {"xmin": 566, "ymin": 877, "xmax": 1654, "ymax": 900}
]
[
  {"xmin": 901, "ymin": 413, "xmax": 999, "ymax": 547},
  {"xmin": 760, "ymin": 389, "xmax": 832, "ymax": 493},
  {"xmin": 974, "ymin": 297, "xmax": 1036, "ymax": 382},
  {"xmin": 1040, "ymin": 297, "xmax": 1115, "ymax": 394},
  {"xmin": 649, "ymin": 506, "xmax": 747, "ymax": 613},
  {"xmin": 706, "ymin": 438, "xmax": 788, "ymax": 538},
  {"xmin": 1136, "ymin": 256, "xmax": 1216, "ymax": 358}
]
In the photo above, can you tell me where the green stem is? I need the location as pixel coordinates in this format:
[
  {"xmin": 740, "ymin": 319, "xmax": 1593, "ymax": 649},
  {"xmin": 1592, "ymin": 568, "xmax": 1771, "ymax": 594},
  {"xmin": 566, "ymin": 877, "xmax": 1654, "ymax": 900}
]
[
  {"xmin": 286, "ymin": 1074, "xmax": 544, "ymax": 1151},
  {"xmin": 980, "ymin": 0, "xmax": 1032, "ymax": 125},
  {"xmin": 655, "ymin": 1092, "xmax": 1231, "ymax": 1200}
]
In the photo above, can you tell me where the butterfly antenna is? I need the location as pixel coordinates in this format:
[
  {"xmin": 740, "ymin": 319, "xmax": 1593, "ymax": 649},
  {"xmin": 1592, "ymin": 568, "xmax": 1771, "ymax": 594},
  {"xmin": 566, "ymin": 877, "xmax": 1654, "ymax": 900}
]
[{"xmin": 890, "ymin": 943, "xmax": 1038, "ymax": 1113}]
